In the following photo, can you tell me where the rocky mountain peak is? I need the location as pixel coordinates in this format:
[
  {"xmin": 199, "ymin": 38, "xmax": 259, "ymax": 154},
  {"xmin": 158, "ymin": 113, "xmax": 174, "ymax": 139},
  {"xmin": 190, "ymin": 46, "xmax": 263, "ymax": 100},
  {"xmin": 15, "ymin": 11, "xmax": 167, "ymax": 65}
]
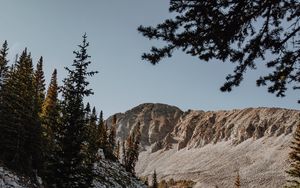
[
  {"xmin": 109, "ymin": 104, "xmax": 299, "ymax": 151},
  {"xmin": 109, "ymin": 103, "xmax": 300, "ymax": 187}
]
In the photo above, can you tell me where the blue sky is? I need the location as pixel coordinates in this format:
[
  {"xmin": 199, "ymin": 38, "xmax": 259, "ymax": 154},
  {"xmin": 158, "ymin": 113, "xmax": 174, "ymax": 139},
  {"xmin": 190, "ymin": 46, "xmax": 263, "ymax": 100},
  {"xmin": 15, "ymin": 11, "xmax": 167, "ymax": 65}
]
[{"xmin": 0, "ymin": 1, "xmax": 299, "ymax": 117}]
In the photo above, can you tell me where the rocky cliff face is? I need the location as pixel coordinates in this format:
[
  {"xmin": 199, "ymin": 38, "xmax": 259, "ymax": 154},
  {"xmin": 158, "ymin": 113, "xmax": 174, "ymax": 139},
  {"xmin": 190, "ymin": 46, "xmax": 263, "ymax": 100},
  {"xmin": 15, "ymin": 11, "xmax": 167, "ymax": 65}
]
[{"xmin": 110, "ymin": 103, "xmax": 300, "ymax": 188}]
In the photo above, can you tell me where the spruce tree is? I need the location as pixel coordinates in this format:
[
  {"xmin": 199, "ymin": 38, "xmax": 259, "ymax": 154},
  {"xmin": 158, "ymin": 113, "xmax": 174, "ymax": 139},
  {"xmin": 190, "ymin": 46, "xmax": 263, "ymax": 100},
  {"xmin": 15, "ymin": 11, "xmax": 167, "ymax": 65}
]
[
  {"xmin": 85, "ymin": 102, "xmax": 91, "ymax": 121},
  {"xmin": 56, "ymin": 34, "xmax": 98, "ymax": 187},
  {"xmin": 34, "ymin": 57, "xmax": 46, "ymax": 114},
  {"xmin": 0, "ymin": 49, "xmax": 41, "ymax": 174},
  {"xmin": 125, "ymin": 133, "xmax": 134, "ymax": 173},
  {"xmin": 286, "ymin": 123, "xmax": 300, "ymax": 187},
  {"xmin": 83, "ymin": 105, "xmax": 99, "ymax": 186},
  {"xmin": 0, "ymin": 40, "xmax": 9, "ymax": 89},
  {"xmin": 107, "ymin": 114, "xmax": 117, "ymax": 159},
  {"xmin": 133, "ymin": 122, "xmax": 141, "ymax": 163},
  {"xmin": 152, "ymin": 170, "xmax": 158, "ymax": 188},
  {"xmin": 89, "ymin": 107, "xmax": 98, "ymax": 154},
  {"xmin": 0, "ymin": 41, "xmax": 9, "ymax": 121},
  {"xmin": 124, "ymin": 123, "xmax": 141, "ymax": 174},
  {"xmin": 122, "ymin": 140, "xmax": 126, "ymax": 165},
  {"xmin": 97, "ymin": 110, "xmax": 105, "ymax": 147},
  {"xmin": 85, "ymin": 106, "xmax": 99, "ymax": 161},
  {"xmin": 97, "ymin": 111, "xmax": 109, "ymax": 157},
  {"xmin": 41, "ymin": 69, "xmax": 60, "ymax": 187},
  {"xmin": 138, "ymin": 1, "xmax": 300, "ymax": 102},
  {"xmin": 235, "ymin": 171, "xmax": 241, "ymax": 188},
  {"xmin": 114, "ymin": 140, "xmax": 120, "ymax": 160}
]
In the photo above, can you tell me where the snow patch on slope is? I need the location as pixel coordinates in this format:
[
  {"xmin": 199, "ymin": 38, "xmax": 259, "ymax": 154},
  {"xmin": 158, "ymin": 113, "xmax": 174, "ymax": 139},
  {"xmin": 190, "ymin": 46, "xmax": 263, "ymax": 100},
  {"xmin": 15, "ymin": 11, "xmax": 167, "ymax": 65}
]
[
  {"xmin": 137, "ymin": 135, "xmax": 291, "ymax": 188},
  {"xmin": 0, "ymin": 166, "xmax": 26, "ymax": 188}
]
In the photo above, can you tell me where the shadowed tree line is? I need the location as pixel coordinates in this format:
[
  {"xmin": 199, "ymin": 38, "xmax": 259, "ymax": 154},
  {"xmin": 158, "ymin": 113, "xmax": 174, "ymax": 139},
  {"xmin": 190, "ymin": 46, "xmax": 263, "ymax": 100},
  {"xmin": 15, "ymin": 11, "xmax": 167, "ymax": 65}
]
[{"xmin": 0, "ymin": 35, "xmax": 141, "ymax": 188}]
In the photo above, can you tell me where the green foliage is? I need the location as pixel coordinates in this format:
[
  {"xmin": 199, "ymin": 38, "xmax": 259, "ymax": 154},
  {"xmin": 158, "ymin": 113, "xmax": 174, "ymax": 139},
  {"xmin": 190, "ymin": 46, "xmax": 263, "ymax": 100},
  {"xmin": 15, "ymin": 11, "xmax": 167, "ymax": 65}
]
[
  {"xmin": 152, "ymin": 170, "xmax": 158, "ymax": 188},
  {"xmin": 155, "ymin": 178, "xmax": 196, "ymax": 188},
  {"xmin": 0, "ymin": 40, "xmax": 9, "ymax": 88},
  {"xmin": 40, "ymin": 69, "xmax": 60, "ymax": 187},
  {"xmin": 0, "ymin": 49, "xmax": 41, "ymax": 174},
  {"xmin": 114, "ymin": 140, "xmax": 120, "ymax": 160},
  {"xmin": 138, "ymin": 0, "xmax": 300, "ymax": 103},
  {"xmin": 107, "ymin": 115, "xmax": 117, "ymax": 160},
  {"xmin": 55, "ymin": 33, "xmax": 98, "ymax": 187},
  {"xmin": 123, "ymin": 122, "xmax": 141, "ymax": 174},
  {"xmin": 97, "ymin": 111, "xmax": 109, "ymax": 154},
  {"xmin": 34, "ymin": 57, "xmax": 46, "ymax": 114},
  {"xmin": 286, "ymin": 124, "xmax": 300, "ymax": 188},
  {"xmin": 235, "ymin": 171, "xmax": 241, "ymax": 188},
  {"xmin": 0, "ymin": 36, "xmax": 146, "ymax": 187}
]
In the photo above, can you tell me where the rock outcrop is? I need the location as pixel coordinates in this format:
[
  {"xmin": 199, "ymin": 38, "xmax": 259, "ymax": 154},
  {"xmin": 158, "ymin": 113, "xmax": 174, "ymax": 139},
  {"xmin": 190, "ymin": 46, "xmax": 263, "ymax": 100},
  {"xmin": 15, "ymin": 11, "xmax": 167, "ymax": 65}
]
[{"xmin": 110, "ymin": 103, "xmax": 300, "ymax": 188}]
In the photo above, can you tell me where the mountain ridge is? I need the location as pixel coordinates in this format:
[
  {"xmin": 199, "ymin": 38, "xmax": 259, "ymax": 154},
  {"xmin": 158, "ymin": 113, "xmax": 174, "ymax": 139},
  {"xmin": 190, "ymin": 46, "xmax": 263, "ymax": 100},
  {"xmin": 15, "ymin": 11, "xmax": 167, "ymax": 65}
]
[{"xmin": 108, "ymin": 103, "xmax": 300, "ymax": 187}]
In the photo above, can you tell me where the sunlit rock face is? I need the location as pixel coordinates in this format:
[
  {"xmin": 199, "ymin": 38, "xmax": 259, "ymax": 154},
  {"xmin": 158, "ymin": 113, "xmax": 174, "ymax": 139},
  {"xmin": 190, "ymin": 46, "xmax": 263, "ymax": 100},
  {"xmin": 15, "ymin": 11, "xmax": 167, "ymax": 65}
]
[{"xmin": 110, "ymin": 103, "xmax": 300, "ymax": 188}]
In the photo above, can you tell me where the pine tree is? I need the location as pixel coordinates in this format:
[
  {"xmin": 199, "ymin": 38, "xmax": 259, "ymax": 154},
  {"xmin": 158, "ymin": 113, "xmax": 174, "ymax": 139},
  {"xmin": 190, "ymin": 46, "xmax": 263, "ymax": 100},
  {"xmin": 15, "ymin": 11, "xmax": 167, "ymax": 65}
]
[
  {"xmin": 286, "ymin": 123, "xmax": 300, "ymax": 187},
  {"xmin": 0, "ymin": 40, "xmax": 9, "ymax": 89},
  {"xmin": 0, "ymin": 41, "xmax": 9, "ymax": 120},
  {"xmin": 114, "ymin": 140, "xmax": 120, "ymax": 160},
  {"xmin": 133, "ymin": 122, "xmax": 141, "ymax": 163},
  {"xmin": 235, "ymin": 171, "xmax": 241, "ymax": 188},
  {"xmin": 40, "ymin": 69, "xmax": 60, "ymax": 187},
  {"xmin": 122, "ymin": 140, "xmax": 126, "ymax": 165},
  {"xmin": 107, "ymin": 114, "xmax": 117, "ymax": 159},
  {"xmin": 138, "ymin": 1, "xmax": 300, "ymax": 103},
  {"xmin": 125, "ymin": 133, "xmax": 134, "ymax": 173},
  {"xmin": 56, "ymin": 34, "xmax": 98, "ymax": 187},
  {"xmin": 124, "ymin": 122, "xmax": 141, "ymax": 174},
  {"xmin": 85, "ymin": 106, "xmax": 99, "ymax": 162},
  {"xmin": 85, "ymin": 102, "xmax": 91, "ymax": 121},
  {"xmin": 83, "ymin": 105, "xmax": 99, "ymax": 186},
  {"xmin": 34, "ymin": 57, "xmax": 46, "ymax": 114},
  {"xmin": 0, "ymin": 49, "xmax": 41, "ymax": 174},
  {"xmin": 89, "ymin": 107, "xmax": 98, "ymax": 155},
  {"xmin": 152, "ymin": 170, "xmax": 158, "ymax": 188},
  {"xmin": 97, "ymin": 110, "xmax": 107, "ymax": 150}
]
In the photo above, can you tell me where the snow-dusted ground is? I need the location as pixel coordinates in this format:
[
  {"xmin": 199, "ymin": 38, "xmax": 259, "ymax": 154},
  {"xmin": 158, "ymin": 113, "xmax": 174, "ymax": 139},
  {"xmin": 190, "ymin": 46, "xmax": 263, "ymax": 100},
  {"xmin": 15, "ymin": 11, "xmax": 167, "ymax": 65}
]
[
  {"xmin": 136, "ymin": 135, "xmax": 292, "ymax": 188},
  {"xmin": 0, "ymin": 166, "xmax": 26, "ymax": 188},
  {"xmin": 0, "ymin": 159, "xmax": 146, "ymax": 188},
  {"xmin": 94, "ymin": 159, "xmax": 146, "ymax": 188}
]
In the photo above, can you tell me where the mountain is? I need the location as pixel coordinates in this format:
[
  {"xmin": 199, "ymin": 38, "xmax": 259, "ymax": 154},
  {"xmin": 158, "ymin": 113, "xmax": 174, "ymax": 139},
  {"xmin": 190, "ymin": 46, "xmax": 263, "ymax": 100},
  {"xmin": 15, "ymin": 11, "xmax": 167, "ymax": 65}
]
[{"xmin": 108, "ymin": 103, "xmax": 300, "ymax": 188}]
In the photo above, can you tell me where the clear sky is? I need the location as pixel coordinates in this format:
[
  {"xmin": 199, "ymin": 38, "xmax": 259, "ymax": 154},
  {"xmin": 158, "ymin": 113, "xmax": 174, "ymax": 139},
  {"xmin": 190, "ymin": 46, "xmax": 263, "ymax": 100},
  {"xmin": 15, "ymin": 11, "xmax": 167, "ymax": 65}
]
[{"xmin": 0, "ymin": 1, "xmax": 299, "ymax": 117}]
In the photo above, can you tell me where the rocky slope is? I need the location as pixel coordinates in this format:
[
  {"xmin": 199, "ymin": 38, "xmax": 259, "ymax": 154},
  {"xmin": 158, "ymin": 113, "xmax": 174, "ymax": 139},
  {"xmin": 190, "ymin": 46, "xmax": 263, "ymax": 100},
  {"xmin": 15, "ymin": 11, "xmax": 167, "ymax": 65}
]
[
  {"xmin": 109, "ymin": 103, "xmax": 300, "ymax": 188},
  {"xmin": 93, "ymin": 157, "xmax": 146, "ymax": 188},
  {"xmin": 0, "ymin": 156, "xmax": 146, "ymax": 188},
  {"xmin": 0, "ymin": 166, "xmax": 29, "ymax": 188}
]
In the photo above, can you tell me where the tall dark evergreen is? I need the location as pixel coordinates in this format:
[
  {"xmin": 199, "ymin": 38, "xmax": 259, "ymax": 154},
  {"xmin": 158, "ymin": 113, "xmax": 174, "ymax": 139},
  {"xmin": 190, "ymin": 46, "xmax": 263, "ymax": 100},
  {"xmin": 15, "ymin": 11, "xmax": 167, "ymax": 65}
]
[
  {"xmin": 56, "ymin": 34, "xmax": 98, "ymax": 187},
  {"xmin": 87, "ymin": 107, "xmax": 98, "ymax": 155},
  {"xmin": 0, "ymin": 40, "xmax": 9, "ymax": 89},
  {"xmin": 34, "ymin": 57, "xmax": 46, "ymax": 114},
  {"xmin": 41, "ymin": 69, "xmax": 60, "ymax": 187},
  {"xmin": 286, "ymin": 123, "xmax": 300, "ymax": 187},
  {"xmin": 97, "ymin": 111, "xmax": 108, "ymax": 155},
  {"xmin": 107, "ymin": 114, "xmax": 117, "ymax": 159},
  {"xmin": 0, "ymin": 49, "xmax": 41, "ymax": 174},
  {"xmin": 121, "ymin": 140, "xmax": 126, "ymax": 165},
  {"xmin": 115, "ymin": 140, "xmax": 120, "ymax": 160},
  {"xmin": 124, "ymin": 123, "xmax": 141, "ymax": 174},
  {"xmin": 152, "ymin": 170, "xmax": 158, "ymax": 188},
  {"xmin": 138, "ymin": 0, "xmax": 300, "ymax": 102},
  {"xmin": 235, "ymin": 171, "xmax": 241, "ymax": 188}
]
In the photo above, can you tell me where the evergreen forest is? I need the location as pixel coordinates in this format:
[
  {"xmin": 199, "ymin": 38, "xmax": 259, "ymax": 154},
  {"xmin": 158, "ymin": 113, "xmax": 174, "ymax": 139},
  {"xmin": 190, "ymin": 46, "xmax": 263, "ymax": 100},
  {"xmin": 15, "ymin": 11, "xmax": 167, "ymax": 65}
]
[{"xmin": 0, "ymin": 34, "xmax": 141, "ymax": 188}]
